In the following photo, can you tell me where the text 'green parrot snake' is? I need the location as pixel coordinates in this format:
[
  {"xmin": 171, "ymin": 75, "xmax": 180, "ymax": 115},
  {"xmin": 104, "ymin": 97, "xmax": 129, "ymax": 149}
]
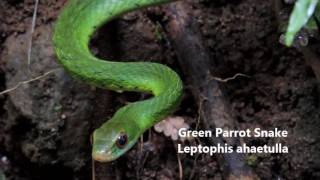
[{"xmin": 53, "ymin": 0, "xmax": 183, "ymax": 162}]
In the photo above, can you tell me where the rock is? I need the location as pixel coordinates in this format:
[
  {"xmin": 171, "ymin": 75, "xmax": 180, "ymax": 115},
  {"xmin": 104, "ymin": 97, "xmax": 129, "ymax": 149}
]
[{"xmin": 2, "ymin": 24, "xmax": 101, "ymax": 171}]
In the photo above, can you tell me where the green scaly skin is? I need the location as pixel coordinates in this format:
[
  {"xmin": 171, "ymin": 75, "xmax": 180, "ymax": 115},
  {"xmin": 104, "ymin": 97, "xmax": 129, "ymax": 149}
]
[{"xmin": 53, "ymin": 0, "xmax": 183, "ymax": 162}]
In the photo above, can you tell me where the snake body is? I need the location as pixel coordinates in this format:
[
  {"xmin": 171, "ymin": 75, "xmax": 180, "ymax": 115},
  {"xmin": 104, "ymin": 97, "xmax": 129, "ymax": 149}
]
[{"xmin": 53, "ymin": 0, "xmax": 183, "ymax": 162}]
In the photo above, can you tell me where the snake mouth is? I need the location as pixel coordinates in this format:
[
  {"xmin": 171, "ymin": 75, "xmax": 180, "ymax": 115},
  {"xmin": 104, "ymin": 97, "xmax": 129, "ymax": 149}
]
[{"xmin": 92, "ymin": 150, "xmax": 114, "ymax": 162}]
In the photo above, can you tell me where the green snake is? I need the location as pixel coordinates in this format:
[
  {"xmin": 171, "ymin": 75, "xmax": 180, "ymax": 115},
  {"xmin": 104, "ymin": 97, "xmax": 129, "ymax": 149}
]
[{"xmin": 53, "ymin": 0, "xmax": 183, "ymax": 162}]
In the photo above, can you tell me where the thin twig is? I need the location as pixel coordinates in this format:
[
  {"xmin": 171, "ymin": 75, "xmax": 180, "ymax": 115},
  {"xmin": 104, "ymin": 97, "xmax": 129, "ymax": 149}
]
[
  {"xmin": 140, "ymin": 134, "xmax": 144, "ymax": 154},
  {"xmin": 188, "ymin": 153, "xmax": 200, "ymax": 180},
  {"xmin": 27, "ymin": 0, "xmax": 39, "ymax": 73},
  {"xmin": 173, "ymin": 141, "xmax": 183, "ymax": 180},
  {"xmin": 92, "ymin": 157, "xmax": 96, "ymax": 180},
  {"xmin": 0, "ymin": 69, "xmax": 60, "ymax": 96},
  {"xmin": 209, "ymin": 73, "xmax": 251, "ymax": 83}
]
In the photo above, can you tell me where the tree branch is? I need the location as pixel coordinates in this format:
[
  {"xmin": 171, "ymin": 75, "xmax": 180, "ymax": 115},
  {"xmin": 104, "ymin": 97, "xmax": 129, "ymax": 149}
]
[{"xmin": 163, "ymin": 2, "xmax": 259, "ymax": 179}]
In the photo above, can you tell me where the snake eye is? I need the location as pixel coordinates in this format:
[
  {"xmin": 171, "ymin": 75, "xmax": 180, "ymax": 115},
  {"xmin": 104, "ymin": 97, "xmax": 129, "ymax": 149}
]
[{"xmin": 116, "ymin": 132, "xmax": 128, "ymax": 149}]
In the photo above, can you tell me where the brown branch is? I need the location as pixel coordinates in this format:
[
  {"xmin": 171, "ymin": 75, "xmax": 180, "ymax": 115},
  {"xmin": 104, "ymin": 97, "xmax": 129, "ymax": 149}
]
[{"xmin": 163, "ymin": 2, "xmax": 259, "ymax": 179}]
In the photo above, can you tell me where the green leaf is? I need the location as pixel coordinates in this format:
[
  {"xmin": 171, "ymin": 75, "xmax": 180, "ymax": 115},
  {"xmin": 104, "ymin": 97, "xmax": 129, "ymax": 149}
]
[
  {"xmin": 285, "ymin": 0, "xmax": 319, "ymax": 46},
  {"xmin": 305, "ymin": 2, "xmax": 320, "ymax": 29}
]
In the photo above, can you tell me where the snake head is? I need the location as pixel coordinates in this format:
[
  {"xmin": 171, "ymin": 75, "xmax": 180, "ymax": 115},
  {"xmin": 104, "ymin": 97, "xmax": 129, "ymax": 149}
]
[{"xmin": 92, "ymin": 117, "xmax": 140, "ymax": 162}]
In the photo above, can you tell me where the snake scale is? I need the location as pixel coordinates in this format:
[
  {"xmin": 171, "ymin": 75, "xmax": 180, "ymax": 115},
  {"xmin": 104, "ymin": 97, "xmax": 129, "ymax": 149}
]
[{"xmin": 53, "ymin": 0, "xmax": 183, "ymax": 162}]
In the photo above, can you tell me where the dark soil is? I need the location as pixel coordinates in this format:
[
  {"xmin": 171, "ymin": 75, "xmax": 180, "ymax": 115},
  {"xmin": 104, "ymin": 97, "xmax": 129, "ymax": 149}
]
[{"xmin": 0, "ymin": 0, "xmax": 319, "ymax": 179}]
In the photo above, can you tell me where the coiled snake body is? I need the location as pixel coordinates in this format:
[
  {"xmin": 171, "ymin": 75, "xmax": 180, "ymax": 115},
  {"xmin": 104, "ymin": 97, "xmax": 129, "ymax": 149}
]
[{"xmin": 53, "ymin": 0, "xmax": 183, "ymax": 162}]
